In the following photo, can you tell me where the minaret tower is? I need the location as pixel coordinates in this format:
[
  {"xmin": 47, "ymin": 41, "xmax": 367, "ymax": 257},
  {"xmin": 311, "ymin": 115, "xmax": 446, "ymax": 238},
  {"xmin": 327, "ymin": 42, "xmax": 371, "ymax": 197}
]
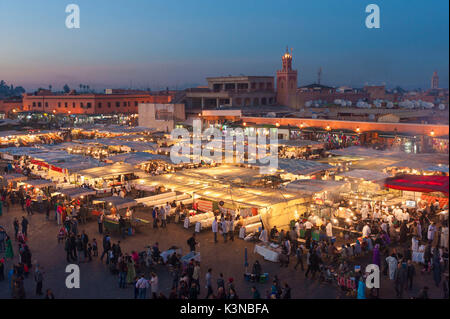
[
  {"xmin": 276, "ymin": 46, "xmax": 298, "ymax": 107},
  {"xmin": 431, "ymin": 71, "xmax": 439, "ymax": 89}
]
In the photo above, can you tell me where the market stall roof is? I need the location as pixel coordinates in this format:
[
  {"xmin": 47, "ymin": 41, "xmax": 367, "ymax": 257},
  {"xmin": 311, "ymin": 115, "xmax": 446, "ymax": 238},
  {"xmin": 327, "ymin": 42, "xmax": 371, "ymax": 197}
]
[
  {"xmin": 107, "ymin": 152, "xmax": 171, "ymax": 165},
  {"xmin": 425, "ymin": 164, "xmax": 449, "ymax": 173},
  {"xmin": 95, "ymin": 126, "xmax": 154, "ymax": 134},
  {"xmin": 59, "ymin": 187, "xmax": 97, "ymax": 199},
  {"xmin": 339, "ymin": 169, "xmax": 390, "ymax": 182},
  {"xmin": 0, "ymin": 173, "xmax": 28, "ymax": 182},
  {"xmin": 384, "ymin": 175, "xmax": 449, "ymax": 196},
  {"xmin": 0, "ymin": 147, "xmax": 45, "ymax": 156},
  {"xmin": 75, "ymin": 138, "xmax": 157, "ymax": 152},
  {"xmin": 389, "ymin": 160, "xmax": 441, "ymax": 171},
  {"xmin": 285, "ymin": 179, "xmax": 348, "ymax": 194},
  {"xmin": 94, "ymin": 196, "xmax": 138, "ymax": 209},
  {"xmin": 21, "ymin": 179, "xmax": 55, "ymax": 188},
  {"xmin": 329, "ymin": 146, "xmax": 404, "ymax": 159},
  {"xmin": 77, "ymin": 163, "xmax": 140, "ymax": 179},
  {"xmin": 132, "ymin": 172, "xmax": 307, "ymax": 208},
  {"xmin": 252, "ymin": 159, "xmax": 333, "ymax": 176},
  {"xmin": 278, "ymin": 139, "xmax": 323, "ymax": 148}
]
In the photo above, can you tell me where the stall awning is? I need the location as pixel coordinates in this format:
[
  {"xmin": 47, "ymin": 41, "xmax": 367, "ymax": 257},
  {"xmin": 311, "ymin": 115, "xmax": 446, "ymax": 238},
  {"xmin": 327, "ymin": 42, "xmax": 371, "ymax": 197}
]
[
  {"xmin": 22, "ymin": 179, "xmax": 55, "ymax": 188},
  {"xmin": 1, "ymin": 173, "xmax": 28, "ymax": 182},
  {"xmin": 59, "ymin": 187, "xmax": 97, "ymax": 199},
  {"xmin": 384, "ymin": 175, "xmax": 449, "ymax": 196},
  {"xmin": 107, "ymin": 152, "xmax": 171, "ymax": 165},
  {"xmin": 251, "ymin": 159, "xmax": 334, "ymax": 176},
  {"xmin": 285, "ymin": 179, "xmax": 348, "ymax": 194},
  {"xmin": 95, "ymin": 196, "xmax": 138, "ymax": 209},
  {"xmin": 339, "ymin": 169, "xmax": 390, "ymax": 182},
  {"xmin": 77, "ymin": 163, "xmax": 140, "ymax": 179}
]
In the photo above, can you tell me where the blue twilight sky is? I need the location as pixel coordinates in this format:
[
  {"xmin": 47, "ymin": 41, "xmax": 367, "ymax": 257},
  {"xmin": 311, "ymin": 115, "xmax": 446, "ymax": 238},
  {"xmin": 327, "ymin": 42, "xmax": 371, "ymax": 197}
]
[{"xmin": 0, "ymin": 0, "xmax": 448, "ymax": 91}]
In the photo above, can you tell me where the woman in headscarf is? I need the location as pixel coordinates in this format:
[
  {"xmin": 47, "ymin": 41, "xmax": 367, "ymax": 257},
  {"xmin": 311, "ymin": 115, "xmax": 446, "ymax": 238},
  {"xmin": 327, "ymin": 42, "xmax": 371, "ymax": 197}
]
[
  {"xmin": 357, "ymin": 276, "xmax": 366, "ymax": 299},
  {"xmin": 372, "ymin": 244, "xmax": 381, "ymax": 267},
  {"xmin": 5, "ymin": 235, "xmax": 14, "ymax": 259}
]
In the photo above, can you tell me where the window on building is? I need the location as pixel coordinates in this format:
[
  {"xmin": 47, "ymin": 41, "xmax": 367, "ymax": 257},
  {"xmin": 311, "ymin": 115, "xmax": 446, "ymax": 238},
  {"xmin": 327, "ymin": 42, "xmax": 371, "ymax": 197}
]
[
  {"xmin": 33, "ymin": 102, "xmax": 36, "ymax": 107},
  {"xmin": 123, "ymin": 102, "xmax": 127, "ymax": 107},
  {"xmin": 134, "ymin": 101, "xmax": 138, "ymax": 106},
  {"xmin": 45, "ymin": 102, "xmax": 48, "ymax": 107},
  {"xmin": 73, "ymin": 102, "xmax": 76, "ymax": 108},
  {"xmin": 81, "ymin": 103, "xmax": 84, "ymax": 108},
  {"xmin": 38, "ymin": 102, "xmax": 42, "ymax": 107},
  {"xmin": 116, "ymin": 102, "xmax": 120, "ymax": 107},
  {"xmin": 87, "ymin": 102, "xmax": 92, "ymax": 108},
  {"xmin": 108, "ymin": 102, "xmax": 111, "ymax": 108},
  {"xmin": 57, "ymin": 102, "xmax": 61, "ymax": 108},
  {"xmin": 98, "ymin": 102, "xmax": 102, "ymax": 108},
  {"xmin": 65, "ymin": 102, "xmax": 68, "ymax": 108}
]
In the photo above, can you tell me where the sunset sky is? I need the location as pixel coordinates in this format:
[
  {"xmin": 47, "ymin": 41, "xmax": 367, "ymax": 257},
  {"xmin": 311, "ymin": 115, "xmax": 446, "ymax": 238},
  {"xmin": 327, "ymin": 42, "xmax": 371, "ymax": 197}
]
[{"xmin": 0, "ymin": 0, "xmax": 448, "ymax": 91}]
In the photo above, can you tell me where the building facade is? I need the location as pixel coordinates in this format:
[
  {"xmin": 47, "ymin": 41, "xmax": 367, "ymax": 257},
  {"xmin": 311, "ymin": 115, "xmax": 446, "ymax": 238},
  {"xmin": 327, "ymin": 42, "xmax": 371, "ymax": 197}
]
[
  {"xmin": 138, "ymin": 103, "xmax": 185, "ymax": 132},
  {"xmin": 182, "ymin": 76, "xmax": 277, "ymax": 112},
  {"xmin": 22, "ymin": 90, "xmax": 173, "ymax": 115}
]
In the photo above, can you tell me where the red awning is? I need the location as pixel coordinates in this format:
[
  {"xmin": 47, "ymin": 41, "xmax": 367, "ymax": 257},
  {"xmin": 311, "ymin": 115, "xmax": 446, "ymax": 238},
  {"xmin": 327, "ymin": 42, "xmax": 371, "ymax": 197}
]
[{"xmin": 384, "ymin": 175, "xmax": 449, "ymax": 196}]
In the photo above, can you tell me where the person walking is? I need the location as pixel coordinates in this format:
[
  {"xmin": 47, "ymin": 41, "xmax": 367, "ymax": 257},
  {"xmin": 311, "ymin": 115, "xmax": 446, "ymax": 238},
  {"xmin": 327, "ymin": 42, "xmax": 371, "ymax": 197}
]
[
  {"xmin": 136, "ymin": 275, "xmax": 149, "ymax": 299},
  {"xmin": 100, "ymin": 234, "xmax": 111, "ymax": 262},
  {"xmin": 228, "ymin": 217, "xmax": 234, "ymax": 242},
  {"xmin": 357, "ymin": 276, "xmax": 366, "ymax": 299},
  {"xmin": 34, "ymin": 265, "xmax": 44, "ymax": 296},
  {"xmin": 150, "ymin": 272, "xmax": 159, "ymax": 299},
  {"xmin": 205, "ymin": 268, "xmax": 213, "ymax": 299},
  {"xmin": 432, "ymin": 249, "xmax": 442, "ymax": 287},
  {"xmin": 406, "ymin": 259, "xmax": 416, "ymax": 290},
  {"xmin": 118, "ymin": 256, "xmax": 127, "ymax": 289},
  {"xmin": 294, "ymin": 245, "xmax": 304, "ymax": 271},
  {"xmin": 21, "ymin": 217, "xmax": 29, "ymax": 238},
  {"xmin": 97, "ymin": 213, "xmax": 104, "ymax": 234},
  {"xmin": 221, "ymin": 218, "xmax": 228, "ymax": 243},
  {"xmin": 187, "ymin": 233, "xmax": 197, "ymax": 253},
  {"xmin": 13, "ymin": 218, "xmax": 19, "ymax": 240},
  {"xmin": 394, "ymin": 262, "xmax": 407, "ymax": 298},
  {"xmin": 5, "ymin": 236, "xmax": 14, "ymax": 260},
  {"xmin": 212, "ymin": 217, "xmax": 218, "ymax": 243}
]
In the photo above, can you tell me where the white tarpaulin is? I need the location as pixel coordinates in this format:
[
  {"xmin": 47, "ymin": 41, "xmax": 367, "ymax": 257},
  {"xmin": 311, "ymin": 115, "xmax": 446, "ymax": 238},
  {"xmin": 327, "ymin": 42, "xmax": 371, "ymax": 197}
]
[{"xmin": 339, "ymin": 169, "xmax": 390, "ymax": 182}]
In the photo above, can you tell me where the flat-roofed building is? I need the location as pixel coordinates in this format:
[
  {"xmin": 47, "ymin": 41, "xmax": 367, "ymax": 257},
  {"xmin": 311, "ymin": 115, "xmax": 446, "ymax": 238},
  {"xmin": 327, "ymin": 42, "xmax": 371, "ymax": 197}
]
[
  {"xmin": 22, "ymin": 89, "xmax": 174, "ymax": 115},
  {"xmin": 181, "ymin": 75, "xmax": 277, "ymax": 113}
]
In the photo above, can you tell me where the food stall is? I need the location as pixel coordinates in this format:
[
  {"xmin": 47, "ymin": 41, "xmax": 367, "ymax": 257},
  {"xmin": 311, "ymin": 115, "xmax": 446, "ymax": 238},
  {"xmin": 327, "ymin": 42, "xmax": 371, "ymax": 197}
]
[
  {"xmin": 0, "ymin": 173, "xmax": 28, "ymax": 188},
  {"xmin": 77, "ymin": 163, "xmax": 143, "ymax": 194},
  {"xmin": 92, "ymin": 196, "xmax": 147, "ymax": 234}
]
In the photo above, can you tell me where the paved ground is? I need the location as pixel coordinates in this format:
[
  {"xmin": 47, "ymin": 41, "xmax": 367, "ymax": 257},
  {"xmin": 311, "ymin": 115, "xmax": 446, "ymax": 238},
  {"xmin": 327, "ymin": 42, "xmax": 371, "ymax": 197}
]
[{"xmin": 0, "ymin": 204, "xmax": 446, "ymax": 299}]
